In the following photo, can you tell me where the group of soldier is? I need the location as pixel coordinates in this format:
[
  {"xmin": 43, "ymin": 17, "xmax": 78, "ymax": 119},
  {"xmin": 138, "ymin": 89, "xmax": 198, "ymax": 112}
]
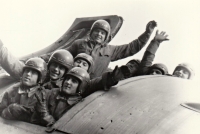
[{"xmin": 0, "ymin": 19, "xmax": 194, "ymax": 129}]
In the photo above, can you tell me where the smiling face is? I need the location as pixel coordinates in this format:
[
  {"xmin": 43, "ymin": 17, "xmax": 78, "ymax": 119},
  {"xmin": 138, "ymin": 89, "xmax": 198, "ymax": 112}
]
[
  {"xmin": 149, "ymin": 69, "xmax": 163, "ymax": 75},
  {"xmin": 49, "ymin": 62, "xmax": 66, "ymax": 80},
  {"xmin": 74, "ymin": 59, "xmax": 90, "ymax": 71},
  {"xmin": 90, "ymin": 28, "xmax": 107, "ymax": 44},
  {"xmin": 62, "ymin": 75, "xmax": 80, "ymax": 95},
  {"xmin": 173, "ymin": 67, "xmax": 190, "ymax": 79},
  {"xmin": 22, "ymin": 68, "xmax": 39, "ymax": 87}
]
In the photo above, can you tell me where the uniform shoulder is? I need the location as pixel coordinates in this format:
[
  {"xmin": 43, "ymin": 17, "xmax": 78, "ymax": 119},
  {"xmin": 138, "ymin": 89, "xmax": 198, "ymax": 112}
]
[
  {"xmin": 6, "ymin": 82, "xmax": 20, "ymax": 94},
  {"xmin": 73, "ymin": 38, "xmax": 86, "ymax": 43}
]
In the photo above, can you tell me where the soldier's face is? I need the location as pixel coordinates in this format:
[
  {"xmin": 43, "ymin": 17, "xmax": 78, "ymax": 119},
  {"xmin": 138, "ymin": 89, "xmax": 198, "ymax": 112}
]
[
  {"xmin": 49, "ymin": 62, "xmax": 66, "ymax": 80},
  {"xmin": 149, "ymin": 69, "xmax": 163, "ymax": 75},
  {"xmin": 22, "ymin": 68, "xmax": 39, "ymax": 87},
  {"xmin": 173, "ymin": 67, "xmax": 190, "ymax": 79},
  {"xmin": 74, "ymin": 59, "xmax": 89, "ymax": 71},
  {"xmin": 62, "ymin": 76, "xmax": 79, "ymax": 95},
  {"xmin": 126, "ymin": 62, "xmax": 139, "ymax": 75},
  {"xmin": 91, "ymin": 28, "xmax": 106, "ymax": 44}
]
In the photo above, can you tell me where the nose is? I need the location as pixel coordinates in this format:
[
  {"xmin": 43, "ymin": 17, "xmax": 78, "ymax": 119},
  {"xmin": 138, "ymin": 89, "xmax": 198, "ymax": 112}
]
[
  {"xmin": 77, "ymin": 62, "xmax": 83, "ymax": 67},
  {"xmin": 66, "ymin": 78, "xmax": 72, "ymax": 84},
  {"xmin": 152, "ymin": 71, "xmax": 157, "ymax": 75},
  {"xmin": 26, "ymin": 70, "xmax": 32, "ymax": 76},
  {"xmin": 54, "ymin": 65, "xmax": 59, "ymax": 71},
  {"xmin": 177, "ymin": 70, "xmax": 183, "ymax": 75}
]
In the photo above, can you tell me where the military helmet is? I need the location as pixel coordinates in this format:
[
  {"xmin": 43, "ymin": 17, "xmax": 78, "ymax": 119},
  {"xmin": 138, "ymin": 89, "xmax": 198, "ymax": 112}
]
[
  {"xmin": 90, "ymin": 19, "xmax": 111, "ymax": 43},
  {"xmin": 173, "ymin": 63, "xmax": 194, "ymax": 79},
  {"xmin": 126, "ymin": 59, "xmax": 141, "ymax": 66},
  {"xmin": 23, "ymin": 57, "xmax": 47, "ymax": 84},
  {"xmin": 63, "ymin": 67, "xmax": 90, "ymax": 95},
  {"xmin": 48, "ymin": 49, "xmax": 74, "ymax": 72},
  {"xmin": 74, "ymin": 53, "xmax": 94, "ymax": 73},
  {"xmin": 150, "ymin": 63, "xmax": 168, "ymax": 75}
]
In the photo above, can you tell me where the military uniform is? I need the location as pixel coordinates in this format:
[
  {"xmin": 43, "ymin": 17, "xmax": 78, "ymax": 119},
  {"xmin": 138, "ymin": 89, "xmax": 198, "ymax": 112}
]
[{"xmin": 0, "ymin": 83, "xmax": 43, "ymax": 122}]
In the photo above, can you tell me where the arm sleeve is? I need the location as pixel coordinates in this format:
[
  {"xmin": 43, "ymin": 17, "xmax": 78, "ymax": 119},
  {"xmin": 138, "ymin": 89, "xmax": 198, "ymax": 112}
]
[
  {"xmin": 0, "ymin": 41, "xmax": 24, "ymax": 80},
  {"xmin": 111, "ymin": 31, "xmax": 152, "ymax": 61},
  {"xmin": 0, "ymin": 92, "xmax": 9, "ymax": 114},
  {"xmin": 83, "ymin": 72, "xmax": 118, "ymax": 97},
  {"xmin": 137, "ymin": 40, "xmax": 160, "ymax": 75}
]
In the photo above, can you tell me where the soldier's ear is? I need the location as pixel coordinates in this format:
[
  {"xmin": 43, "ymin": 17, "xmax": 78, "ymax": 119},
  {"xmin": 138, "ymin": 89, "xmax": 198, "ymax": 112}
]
[{"xmin": 107, "ymin": 35, "xmax": 113, "ymax": 43}]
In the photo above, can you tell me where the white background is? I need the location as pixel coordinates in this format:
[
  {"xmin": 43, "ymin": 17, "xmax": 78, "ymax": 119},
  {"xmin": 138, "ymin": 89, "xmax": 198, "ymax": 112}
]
[{"xmin": 0, "ymin": 0, "xmax": 199, "ymax": 82}]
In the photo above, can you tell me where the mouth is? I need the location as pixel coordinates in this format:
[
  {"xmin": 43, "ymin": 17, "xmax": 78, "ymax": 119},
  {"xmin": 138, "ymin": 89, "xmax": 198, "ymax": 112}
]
[
  {"xmin": 50, "ymin": 70, "xmax": 59, "ymax": 77},
  {"xmin": 24, "ymin": 77, "xmax": 30, "ymax": 81},
  {"xmin": 175, "ymin": 73, "xmax": 183, "ymax": 78},
  {"xmin": 64, "ymin": 85, "xmax": 71, "ymax": 90},
  {"xmin": 94, "ymin": 36, "xmax": 102, "ymax": 40}
]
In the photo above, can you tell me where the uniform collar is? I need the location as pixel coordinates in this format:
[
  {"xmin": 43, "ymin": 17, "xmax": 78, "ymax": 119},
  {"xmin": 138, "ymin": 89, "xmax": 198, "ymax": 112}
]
[
  {"xmin": 56, "ymin": 93, "xmax": 82, "ymax": 105},
  {"xmin": 51, "ymin": 79, "xmax": 62, "ymax": 87},
  {"xmin": 18, "ymin": 84, "xmax": 39, "ymax": 97},
  {"xmin": 86, "ymin": 37, "xmax": 110, "ymax": 56}
]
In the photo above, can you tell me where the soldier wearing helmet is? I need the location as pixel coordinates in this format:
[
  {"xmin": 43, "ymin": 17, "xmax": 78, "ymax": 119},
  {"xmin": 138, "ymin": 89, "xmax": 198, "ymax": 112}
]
[
  {"xmin": 33, "ymin": 66, "xmax": 125, "ymax": 126},
  {"xmin": 41, "ymin": 20, "xmax": 157, "ymax": 79},
  {"xmin": 74, "ymin": 53, "xmax": 94, "ymax": 73},
  {"xmin": 42, "ymin": 49, "xmax": 74, "ymax": 89},
  {"xmin": 120, "ymin": 59, "xmax": 141, "ymax": 79},
  {"xmin": 32, "ymin": 67, "xmax": 90, "ymax": 126},
  {"xmin": 148, "ymin": 63, "xmax": 168, "ymax": 75},
  {"xmin": 0, "ymin": 57, "xmax": 48, "ymax": 123},
  {"xmin": 173, "ymin": 63, "xmax": 194, "ymax": 79}
]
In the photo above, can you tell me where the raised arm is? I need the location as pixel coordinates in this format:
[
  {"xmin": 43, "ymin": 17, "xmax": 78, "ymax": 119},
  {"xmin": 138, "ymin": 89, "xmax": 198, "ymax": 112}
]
[
  {"xmin": 138, "ymin": 30, "xmax": 169, "ymax": 75},
  {"xmin": 111, "ymin": 21, "xmax": 157, "ymax": 61},
  {"xmin": 0, "ymin": 40, "xmax": 24, "ymax": 80}
]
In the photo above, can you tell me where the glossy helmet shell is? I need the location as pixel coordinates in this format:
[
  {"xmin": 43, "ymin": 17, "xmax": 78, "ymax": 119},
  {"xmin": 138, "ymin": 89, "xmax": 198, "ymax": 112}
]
[
  {"xmin": 173, "ymin": 63, "xmax": 194, "ymax": 79},
  {"xmin": 23, "ymin": 57, "xmax": 47, "ymax": 84},
  {"xmin": 90, "ymin": 19, "xmax": 111, "ymax": 44},
  {"xmin": 48, "ymin": 49, "xmax": 74, "ymax": 72},
  {"xmin": 150, "ymin": 63, "xmax": 168, "ymax": 75},
  {"xmin": 126, "ymin": 59, "xmax": 141, "ymax": 66},
  {"xmin": 74, "ymin": 53, "xmax": 94, "ymax": 73},
  {"xmin": 63, "ymin": 67, "xmax": 90, "ymax": 95}
]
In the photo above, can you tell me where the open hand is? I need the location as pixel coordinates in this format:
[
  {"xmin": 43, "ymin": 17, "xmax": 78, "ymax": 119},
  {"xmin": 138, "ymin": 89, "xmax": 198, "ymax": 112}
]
[{"xmin": 154, "ymin": 30, "xmax": 169, "ymax": 43}]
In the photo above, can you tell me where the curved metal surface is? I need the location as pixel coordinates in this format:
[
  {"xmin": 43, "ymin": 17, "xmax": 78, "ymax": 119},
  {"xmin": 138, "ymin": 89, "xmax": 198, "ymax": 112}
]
[{"xmin": 52, "ymin": 75, "xmax": 200, "ymax": 134}]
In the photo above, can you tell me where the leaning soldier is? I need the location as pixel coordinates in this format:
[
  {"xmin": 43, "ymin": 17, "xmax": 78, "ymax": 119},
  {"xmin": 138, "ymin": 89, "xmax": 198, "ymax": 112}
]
[{"xmin": 0, "ymin": 57, "xmax": 47, "ymax": 122}]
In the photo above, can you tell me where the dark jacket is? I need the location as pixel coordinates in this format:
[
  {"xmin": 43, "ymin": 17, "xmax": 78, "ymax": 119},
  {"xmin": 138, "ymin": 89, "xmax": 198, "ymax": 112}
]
[{"xmin": 0, "ymin": 83, "xmax": 43, "ymax": 121}]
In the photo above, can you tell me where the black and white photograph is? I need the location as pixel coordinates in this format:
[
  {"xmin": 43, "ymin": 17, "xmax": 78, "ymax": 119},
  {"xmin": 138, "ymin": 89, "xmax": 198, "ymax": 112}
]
[{"xmin": 0, "ymin": 0, "xmax": 200, "ymax": 133}]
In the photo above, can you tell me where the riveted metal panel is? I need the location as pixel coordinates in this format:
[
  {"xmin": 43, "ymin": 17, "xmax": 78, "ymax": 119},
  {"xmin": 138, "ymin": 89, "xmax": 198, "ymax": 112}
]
[{"xmin": 52, "ymin": 75, "xmax": 200, "ymax": 134}]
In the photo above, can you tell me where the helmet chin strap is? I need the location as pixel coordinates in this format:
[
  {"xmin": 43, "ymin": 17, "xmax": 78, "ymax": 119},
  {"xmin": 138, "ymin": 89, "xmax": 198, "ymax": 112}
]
[{"xmin": 59, "ymin": 87, "xmax": 81, "ymax": 97}]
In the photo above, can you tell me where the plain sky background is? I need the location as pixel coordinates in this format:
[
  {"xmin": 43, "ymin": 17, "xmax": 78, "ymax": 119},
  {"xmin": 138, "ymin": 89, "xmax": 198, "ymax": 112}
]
[{"xmin": 0, "ymin": 0, "xmax": 200, "ymax": 81}]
